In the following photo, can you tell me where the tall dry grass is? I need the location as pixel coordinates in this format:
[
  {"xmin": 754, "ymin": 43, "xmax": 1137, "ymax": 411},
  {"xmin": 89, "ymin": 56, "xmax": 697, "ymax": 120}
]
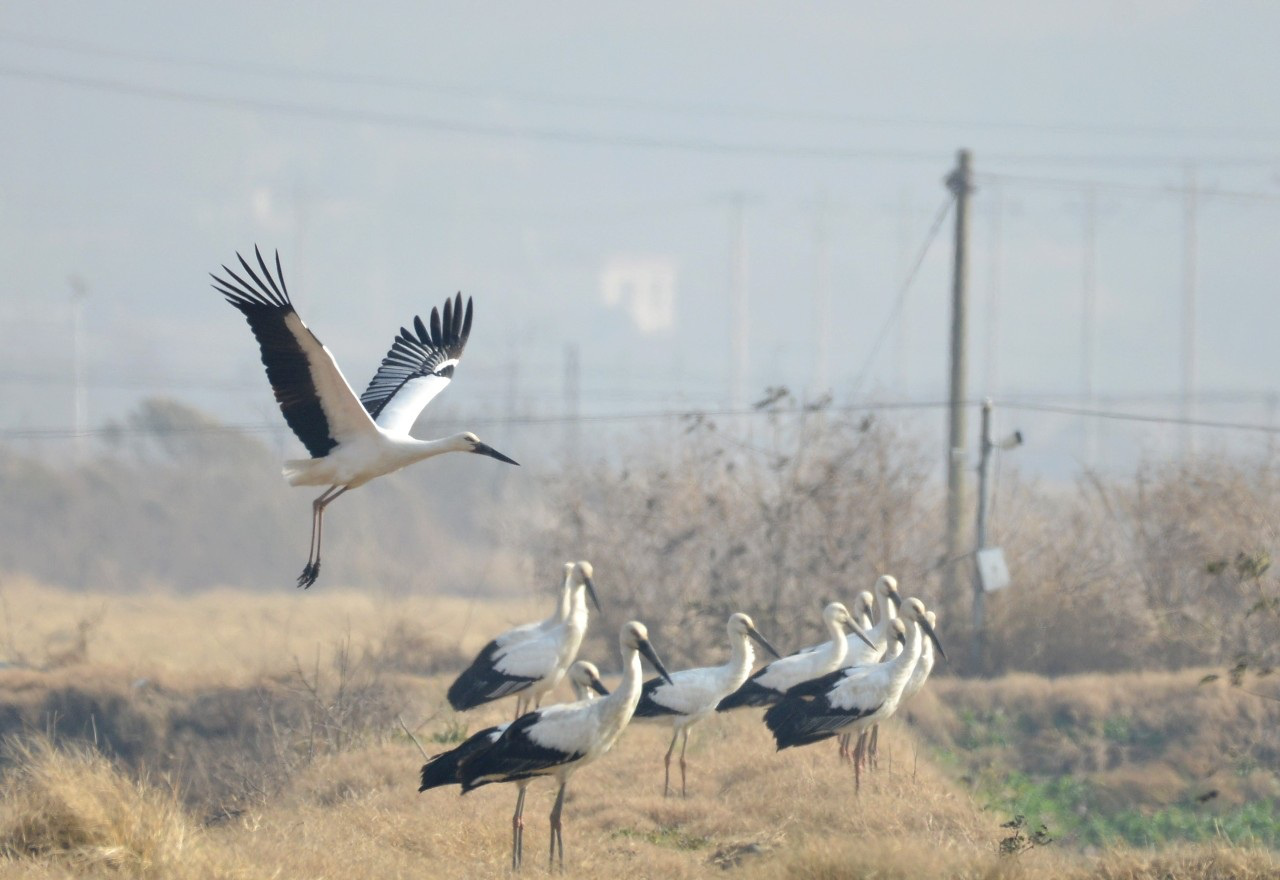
[
  {"xmin": 0, "ymin": 737, "xmax": 199, "ymax": 874},
  {"xmin": 0, "ymin": 584, "xmax": 1274, "ymax": 878}
]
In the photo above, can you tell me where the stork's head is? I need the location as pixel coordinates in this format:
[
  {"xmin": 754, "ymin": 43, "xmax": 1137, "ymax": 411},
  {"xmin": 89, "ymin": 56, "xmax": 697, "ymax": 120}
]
[
  {"xmin": 458, "ymin": 432, "xmax": 520, "ymax": 466},
  {"xmin": 902, "ymin": 597, "xmax": 946, "ymax": 661},
  {"xmin": 567, "ymin": 660, "xmax": 609, "ymax": 698},
  {"xmin": 573, "ymin": 560, "xmax": 601, "ymax": 611},
  {"xmin": 823, "ymin": 602, "xmax": 876, "ymax": 650},
  {"xmin": 889, "ymin": 617, "xmax": 908, "ymax": 647},
  {"xmin": 621, "ymin": 621, "xmax": 674, "ymax": 685},
  {"xmin": 874, "ymin": 575, "xmax": 902, "ymax": 611},
  {"xmin": 852, "ymin": 590, "xmax": 875, "ymax": 623},
  {"xmin": 728, "ymin": 612, "xmax": 782, "ymax": 660},
  {"xmin": 924, "ymin": 611, "xmax": 939, "ymax": 654}
]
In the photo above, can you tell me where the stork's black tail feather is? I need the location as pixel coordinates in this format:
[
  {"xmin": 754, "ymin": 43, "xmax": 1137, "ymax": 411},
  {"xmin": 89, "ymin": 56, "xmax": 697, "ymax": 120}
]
[
  {"xmin": 419, "ymin": 724, "xmax": 505, "ymax": 791},
  {"xmin": 716, "ymin": 678, "xmax": 779, "ymax": 711}
]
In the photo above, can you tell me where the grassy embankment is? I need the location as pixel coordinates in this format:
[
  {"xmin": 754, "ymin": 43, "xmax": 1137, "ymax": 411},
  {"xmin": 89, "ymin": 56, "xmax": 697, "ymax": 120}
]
[{"xmin": 0, "ymin": 578, "xmax": 1276, "ymax": 879}]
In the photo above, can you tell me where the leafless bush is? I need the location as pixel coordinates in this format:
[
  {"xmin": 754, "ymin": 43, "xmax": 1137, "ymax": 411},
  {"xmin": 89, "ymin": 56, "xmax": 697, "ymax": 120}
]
[
  {"xmin": 535, "ymin": 397, "xmax": 1280, "ymax": 681},
  {"xmin": 539, "ymin": 395, "xmax": 940, "ymax": 666}
]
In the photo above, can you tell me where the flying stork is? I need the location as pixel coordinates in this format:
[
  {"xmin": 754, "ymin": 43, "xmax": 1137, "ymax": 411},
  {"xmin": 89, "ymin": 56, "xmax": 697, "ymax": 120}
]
[
  {"xmin": 447, "ymin": 561, "xmax": 601, "ymax": 716},
  {"xmin": 717, "ymin": 602, "xmax": 873, "ymax": 711},
  {"xmin": 451, "ymin": 621, "xmax": 673, "ymax": 870},
  {"xmin": 212, "ymin": 247, "xmax": 519, "ymax": 588},
  {"xmin": 633, "ymin": 612, "xmax": 781, "ymax": 796},
  {"xmin": 764, "ymin": 598, "xmax": 945, "ymax": 791}
]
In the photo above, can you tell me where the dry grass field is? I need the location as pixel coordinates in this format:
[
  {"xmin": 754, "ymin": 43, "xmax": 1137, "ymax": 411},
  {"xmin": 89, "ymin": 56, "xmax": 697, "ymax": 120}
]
[{"xmin": 0, "ymin": 578, "xmax": 1276, "ymax": 879}]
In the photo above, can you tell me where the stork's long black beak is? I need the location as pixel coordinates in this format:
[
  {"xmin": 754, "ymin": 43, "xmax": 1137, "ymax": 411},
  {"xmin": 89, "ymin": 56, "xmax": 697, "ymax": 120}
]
[
  {"xmin": 850, "ymin": 620, "xmax": 876, "ymax": 650},
  {"xmin": 921, "ymin": 618, "xmax": 947, "ymax": 662},
  {"xmin": 638, "ymin": 638, "xmax": 674, "ymax": 685},
  {"xmin": 748, "ymin": 626, "xmax": 783, "ymax": 660},
  {"xmin": 472, "ymin": 442, "xmax": 520, "ymax": 465},
  {"xmin": 888, "ymin": 590, "xmax": 903, "ymax": 611},
  {"xmin": 584, "ymin": 575, "xmax": 602, "ymax": 612},
  {"xmin": 589, "ymin": 675, "xmax": 610, "ymax": 697}
]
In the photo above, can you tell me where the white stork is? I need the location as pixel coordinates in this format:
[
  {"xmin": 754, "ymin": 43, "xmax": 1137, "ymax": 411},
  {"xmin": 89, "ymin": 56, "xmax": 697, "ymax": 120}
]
[
  {"xmin": 212, "ymin": 247, "xmax": 518, "ymax": 588},
  {"xmin": 859, "ymin": 607, "xmax": 940, "ymax": 770},
  {"xmin": 633, "ymin": 612, "xmax": 781, "ymax": 796},
  {"xmin": 453, "ymin": 621, "xmax": 673, "ymax": 870},
  {"xmin": 717, "ymin": 602, "xmax": 873, "ymax": 711},
  {"xmin": 833, "ymin": 576, "xmax": 902, "ymax": 761},
  {"xmin": 764, "ymin": 598, "xmax": 945, "ymax": 791},
  {"xmin": 420, "ymin": 659, "xmax": 609, "ymax": 870},
  {"xmin": 900, "ymin": 609, "xmax": 938, "ymax": 704},
  {"xmin": 447, "ymin": 561, "xmax": 601, "ymax": 716}
]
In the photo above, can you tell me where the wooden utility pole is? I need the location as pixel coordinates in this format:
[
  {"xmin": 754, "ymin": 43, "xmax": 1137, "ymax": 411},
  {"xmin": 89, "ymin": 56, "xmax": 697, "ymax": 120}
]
[
  {"xmin": 942, "ymin": 150, "xmax": 974, "ymax": 609},
  {"xmin": 972, "ymin": 399, "xmax": 993, "ymax": 669}
]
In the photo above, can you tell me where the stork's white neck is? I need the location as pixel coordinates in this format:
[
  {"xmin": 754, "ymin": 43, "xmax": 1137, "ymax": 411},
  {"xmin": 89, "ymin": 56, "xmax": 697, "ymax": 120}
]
[
  {"xmin": 723, "ymin": 631, "xmax": 755, "ymax": 687},
  {"xmin": 819, "ymin": 616, "xmax": 849, "ymax": 669},
  {"xmin": 592, "ymin": 646, "xmax": 645, "ymax": 752},
  {"xmin": 884, "ymin": 621, "xmax": 923, "ymax": 694}
]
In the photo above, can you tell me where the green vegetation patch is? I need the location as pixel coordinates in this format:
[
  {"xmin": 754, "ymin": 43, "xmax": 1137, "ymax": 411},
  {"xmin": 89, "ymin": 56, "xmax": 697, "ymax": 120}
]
[
  {"xmin": 612, "ymin": 825, "xmax": 713, "ymax": 851},
  {"xmin": 984, "ymin": 771, "xmax": 1280, "ymax": 849}
]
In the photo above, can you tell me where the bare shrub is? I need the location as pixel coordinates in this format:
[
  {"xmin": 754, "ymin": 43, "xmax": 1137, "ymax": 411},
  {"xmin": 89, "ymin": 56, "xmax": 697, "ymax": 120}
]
[{"xmin": 538, "ymin": 397, "xmax": 939, "ymax": 666}]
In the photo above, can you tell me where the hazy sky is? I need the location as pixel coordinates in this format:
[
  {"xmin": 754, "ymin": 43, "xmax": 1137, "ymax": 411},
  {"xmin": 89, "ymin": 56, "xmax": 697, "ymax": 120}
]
[{"xmin": 3, "ymin": 1, "xmax": 1279, "ymax": 476}]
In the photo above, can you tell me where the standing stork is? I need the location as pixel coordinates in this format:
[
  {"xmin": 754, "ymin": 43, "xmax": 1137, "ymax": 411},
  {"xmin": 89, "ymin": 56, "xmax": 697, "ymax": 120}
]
[
  {"xmin": 633, "ymin": 612, "xmax": 781, "ymax": 796},
  {"xmin": 447, "ymin": 561, "xmax": 601, "ymax": 716},
  {"xmin": 453, "ymin": 621, "xmax": 673, "ymax": 870},
  {"xmin": 420, "ymin": 659, "xmax": 609, "ymax": 870},
  {"xmin": 717, "ymin": 602, "xmax": 873, "ymax": 711},
  {"xmin": 212, "ymin": 246, "xmax": 519, "ymax": 588},
  {"xmin": 861, "ymin": 608, "xmax": 940, "ymax": 771},
  {"xmin": 764, "ymin": 598, "xmax": 945, "ymax": 791}
]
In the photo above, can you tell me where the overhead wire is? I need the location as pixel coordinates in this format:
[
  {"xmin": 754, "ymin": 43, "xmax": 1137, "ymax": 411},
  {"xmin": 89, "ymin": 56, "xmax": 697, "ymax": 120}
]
[
  {"xmin": 1, "ymin": 60, "xmax": 1279, "ymax": 168},
  {"xmin": 6, "ymin": 397, "xmax": 1280, "ymax": 443},
  {"xmin": 849, "ymin": 195, "xmax": 954, "ymax": 394},
  {"xmin": 6, "ymin": 28, "xmax": 1280, "ymax": 144}
]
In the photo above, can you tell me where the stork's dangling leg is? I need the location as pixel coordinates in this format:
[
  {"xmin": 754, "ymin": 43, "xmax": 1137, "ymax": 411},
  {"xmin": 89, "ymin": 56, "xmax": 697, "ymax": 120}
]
[
  {"xmin": 298, "ymin": 485, "xmax": 346, "ymax": 588},
  {"xmin": 511, "ymin": 785, "xmax": 527, "ymax": 870},
  {"xmin": 663, "ymin": 729, "xmax": 679, "ymax": 797},
  {"xmin": 678, "ymin": 728, "xmax": 690, "ymax": 798},
  {"xmin": 548, "ymin": 781, "xmax": 568, "ymax": 871},
  {"xmin": 869, "ymin": 723, "xmax": 881, "ymax": 770}
]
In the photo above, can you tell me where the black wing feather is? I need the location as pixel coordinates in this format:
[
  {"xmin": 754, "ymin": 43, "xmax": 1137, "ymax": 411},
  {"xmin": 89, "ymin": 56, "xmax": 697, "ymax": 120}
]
[
  {"xmin": 360, "ymin": 292, "xmax": 473, "ymax": 420},
  {"xmin": 458, "ymin": 711, "xmax": 584, "ymax": 793},
  {"xmin": 212, "ymin": 246, "xmax": 337, "ymax": 458},
  {"xmin": 446, "ymin": 639, "xmax": 537, "ymax": 711},
  {"xmin": 419, "ymin": 723, "xmax": 504, "ymax": 791},
  {"xmin": 763, "ymin": 691, "xmax": 882, "ymax": 751},
  {"xmin": 716, "ymin": 676, "xmax": 780, "ymax": 711},
  {"xmin": 632, "ymin": 676, "xmax": 679, "ymax": 718}
]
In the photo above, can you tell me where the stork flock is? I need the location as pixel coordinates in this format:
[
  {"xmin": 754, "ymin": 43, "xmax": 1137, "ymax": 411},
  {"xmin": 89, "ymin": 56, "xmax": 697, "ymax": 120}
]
[{"xmin": 213, "ymin": 249, "xmax": 948, "ymax": 871}]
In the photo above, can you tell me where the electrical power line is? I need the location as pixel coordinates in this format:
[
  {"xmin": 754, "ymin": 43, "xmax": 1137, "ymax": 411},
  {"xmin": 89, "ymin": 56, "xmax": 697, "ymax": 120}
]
[
  {"xmin": 0, "ymin": 64, "xmax": 946, "ymax": 164},
  {"xmin": 850, "ymin": 195, "xmax": 954, "ymax": 394},
  {"xmin": 8, "ymin": 397, "xmax": 1280, "ymax": 443},
  {"xmin": 1002, "ymin": 401, "xmax": 1280, "ymax": 435},
  {"xmin": 0, "ymin": 399, "xmax": 954, "ymax": 441},
  {"xmin": 3, "ymin": 62, "xmax": 1280, "ymax": 169},
  {"xmin": 6, "ymin": 28, "xmax": 1280, "ymax": 144},
  {"xmin": 977, "ymin": 171, "xmax": 1280, "ymax": 205}
]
